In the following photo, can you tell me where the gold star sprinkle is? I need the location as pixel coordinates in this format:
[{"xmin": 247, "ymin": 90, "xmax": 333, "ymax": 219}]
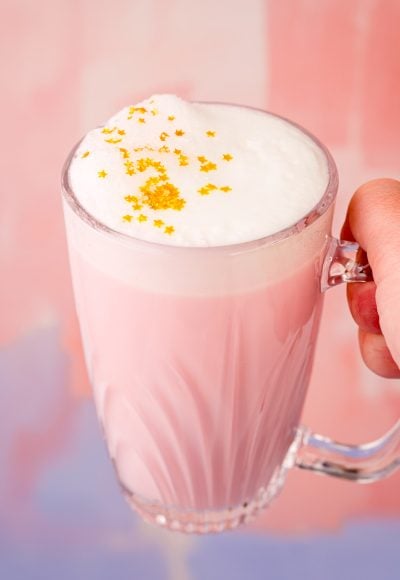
[
  {"xmin": 98, "ymin": 170, "xmax": 107, "ymax": 178},
  {"xmin": 179, "ymin": 154, "xmax": 189, "ymax": 166},
  {"xmin": 197, "ymin": 155, "xmax": 207, "ymax": 163},
  {"xmin": 220, "ymin": 186, "xmax": 232, "ymax": 192},
  {"xmin": 206, "ymin": 130, "xmax": 216, "ymax": 137},
  {"xmin": 158, "ymin": 145, "xmax": 170, "ymax": 153},
  {"xmin": 138, "ymin": 117, "xmax": 146, "ymax": 123},
  {"xmin": 151, "ymin": 109, "xmax": 158, "ymax": 116},
  {"xmin": 138, "ymin": 214, "xmax": 148, "ymax": 222},
  {"xmin": 134, "ymin": 157, "xmax": 166, "ymax": 174},
  {"xmin": 222, "ymin": 153, "xmax": 233, "ymax": 161},
  {"xmin": 198, "ymin": 187, "xmax": 210, "ymax": 196},
  {"xmin": 118, "ymin": 129, "xmax": 126, "ymax": 135},
  {"xmin": 164, "ymin": 225, "xmax": 175, "ymax": 235},
  {"xmin": 175, "ymin": 129, "xmax": 185, "ymax": 137},
  {"xmin": 123, "ymin": 215, "xmax": 133, "ymax": 222},
  {"xmin": 124, "ymin": 195, "xmax": 136, "ymax": 203},
  {"xmin": 132, "ymin": 203, "xmax": 143, "ymax": 211},
  {"xmin": 139, "ymin": 179, "xmax": 185, "ymax": 211},
  {"xmin": 173, "ymin": 148, "xmax": 182, "ymax": 155},
  {"xmin": 101, "ymin": 127, "xmax": 115, "ymax": 134},
  {"xmin": 81, "ymin": 151, "xmax": 90, "ymax": 158},
  {"xmin": 167, "ymin": 115, "xmax": 175, "ymax": 121},
  {"xmin": 105, "ymin": 137, "xmax": 122, "ymax": 144},
  {"xmin": 200, "ymin": 162, "xmax": 217, "ymax": 172},
  {"xmin": 124, "ymin": 160, "xmax": 135, "ymax": 175},
  {"xmin": 159, "ymin": 132, "xmax": 169, "ymax": 141},
  {"xmin": 198, "ymin": 183, "xmax": 217, "ymax": 195},
  {"xmin": 136, "ymin": 159, "xmax": 148, "ymax": 172},
  {"xmin": 153, "ymin": 219, "xmax": 164, "ymax": 228},
  {"xmin": 127, "ymin": 106, "xmax": 147, "ymax": 119},
  {"xmin": 119, "ymin": 147, "xmax": 130, "ymax": 159}
]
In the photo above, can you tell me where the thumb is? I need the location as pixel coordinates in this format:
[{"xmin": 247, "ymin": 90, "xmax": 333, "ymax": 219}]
[{"xmin": 343, "ymin": 178, "xmax": 400, "ymax": 368}]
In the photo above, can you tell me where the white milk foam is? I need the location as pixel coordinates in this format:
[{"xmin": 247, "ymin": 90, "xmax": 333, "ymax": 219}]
[{"xmin": 68, "ymin": 95, "xmax": 329, "ymax": 247}]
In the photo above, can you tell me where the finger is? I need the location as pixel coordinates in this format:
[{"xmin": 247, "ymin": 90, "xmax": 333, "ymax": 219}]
[
  {"xmin": 358, "ymin": 329, "xmax": 400, "ymax": 379},
  {"xmin": 346, "ymin": 281, "xmax": 381, "ymax": 334},
  {"xmin": 343, "ymin": 178, "xmax": 400, "ymax": 367}
]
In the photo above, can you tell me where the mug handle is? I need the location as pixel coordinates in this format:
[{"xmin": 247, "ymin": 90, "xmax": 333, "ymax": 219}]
[{"xmin": 296, "ymin": 236, "xmax": 400, "ymax": 482}]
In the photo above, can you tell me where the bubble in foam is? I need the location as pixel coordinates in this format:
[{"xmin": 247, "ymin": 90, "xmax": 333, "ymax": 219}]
[{"xmin": 68, "ymin": 94, "xmax": 329, "ymax": 247}]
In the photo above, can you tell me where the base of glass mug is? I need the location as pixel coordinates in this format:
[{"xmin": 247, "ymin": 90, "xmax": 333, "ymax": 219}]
[
  {"xmin": 118, "ymin": 430, "xmax": 302, "ymax": 534},
  {"xmin": 122, "ymin": 481, "xmax": 280, "ymax": 534}
]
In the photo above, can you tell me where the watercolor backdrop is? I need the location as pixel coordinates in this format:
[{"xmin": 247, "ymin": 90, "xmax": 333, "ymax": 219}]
[{"xmin": 1, "ymin": 0, "xmax": 400, "ymax": 578}]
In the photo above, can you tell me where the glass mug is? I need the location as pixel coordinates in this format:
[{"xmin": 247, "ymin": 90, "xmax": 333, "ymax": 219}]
[{"xmin": 62, "ymin": 105, "xmax": 400, "ymax": 534}]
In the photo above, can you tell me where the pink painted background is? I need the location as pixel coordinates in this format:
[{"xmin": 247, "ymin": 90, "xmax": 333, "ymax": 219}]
[{"xmin": 1, "ymin": 0, "xmax": 400, "ymax": 542}]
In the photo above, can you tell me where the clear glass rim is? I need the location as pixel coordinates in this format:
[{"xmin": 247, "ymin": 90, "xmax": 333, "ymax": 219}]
[{"xmin": 61, "ymin": 102, "xmax": 338, "ymax": 254}]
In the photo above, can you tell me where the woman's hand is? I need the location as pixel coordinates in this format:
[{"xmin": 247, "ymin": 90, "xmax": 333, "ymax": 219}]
[{"xmin": 342, "ymin": 178, "xmax": 400, "ymax": 378}]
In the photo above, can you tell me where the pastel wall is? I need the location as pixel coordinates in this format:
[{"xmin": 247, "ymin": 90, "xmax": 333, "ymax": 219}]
[{"xmin": 1, "ymin": 0, "xmax": 399, "ymax": 535}]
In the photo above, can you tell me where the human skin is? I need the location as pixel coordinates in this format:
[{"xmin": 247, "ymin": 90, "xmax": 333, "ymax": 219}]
[{"xmin": 342, "ymin": 178, "xmax": 400, "ymax": 379}]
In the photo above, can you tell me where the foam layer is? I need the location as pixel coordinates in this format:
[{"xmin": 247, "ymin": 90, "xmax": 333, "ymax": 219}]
[{"xmin": 68, "ymin": 95, "xmax": 329, "ymax": 246}]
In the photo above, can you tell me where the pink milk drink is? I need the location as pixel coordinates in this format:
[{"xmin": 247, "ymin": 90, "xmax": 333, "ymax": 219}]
[{"xmin": 62, "ymin": 95, "xmax": 336, "ymax": 533}]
